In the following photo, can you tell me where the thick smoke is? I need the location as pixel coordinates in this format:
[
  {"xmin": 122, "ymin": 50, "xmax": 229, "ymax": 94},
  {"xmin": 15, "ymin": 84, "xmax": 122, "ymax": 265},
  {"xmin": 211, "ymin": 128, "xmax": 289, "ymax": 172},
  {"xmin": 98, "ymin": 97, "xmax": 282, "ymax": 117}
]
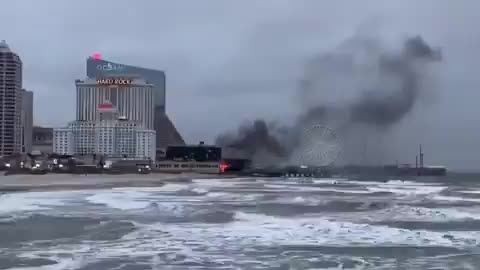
[
  {"xmin": 216, "ymin": 35, "xmax": 441, "ymax": 167},
  {"xmin": 349, "ymin": 36, "xmax": 441, "ymax": 127},
  {"xmin": 216, "ymin": 120, "xmax": 287, "ymax": 158}
]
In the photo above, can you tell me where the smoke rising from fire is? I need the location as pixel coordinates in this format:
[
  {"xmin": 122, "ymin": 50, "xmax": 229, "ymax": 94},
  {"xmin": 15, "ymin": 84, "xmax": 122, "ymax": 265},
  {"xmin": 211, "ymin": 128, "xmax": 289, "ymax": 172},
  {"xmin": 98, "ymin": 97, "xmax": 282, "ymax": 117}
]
[{"xmin": 216, "ymin": 35, "xmax": 442, "ymax": 167}]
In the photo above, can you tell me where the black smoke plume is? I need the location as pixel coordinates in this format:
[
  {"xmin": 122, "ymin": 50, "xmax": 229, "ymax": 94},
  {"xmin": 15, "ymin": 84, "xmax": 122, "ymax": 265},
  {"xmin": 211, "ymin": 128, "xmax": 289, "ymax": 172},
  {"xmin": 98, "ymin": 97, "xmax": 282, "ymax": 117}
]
[
  {"xmin": 216, "ymin": 120, "xmax": 287, "ymax": 158},
  {"xmin": 349, "ymin": 36, "xmax": 441, "ymax": 127},
  {"xmin": 216, "ymin": 35, "xmax": 441, "ymax": 167}
]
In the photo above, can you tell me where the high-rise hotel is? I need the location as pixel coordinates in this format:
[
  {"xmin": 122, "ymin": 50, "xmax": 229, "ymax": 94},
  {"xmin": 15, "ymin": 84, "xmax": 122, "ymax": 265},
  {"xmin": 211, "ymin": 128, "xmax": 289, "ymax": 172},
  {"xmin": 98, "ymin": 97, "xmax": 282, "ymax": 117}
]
[
  {"xmin": 86, "ymin": 56, "xmax": 184, "ymax": 149},
  {"xmin": 75, "ymin": 77, "xmax": 155, "ymax": 129},
  {"xmin": 54, "ymin": 74, "xmax": 156, "ymax": 160},
  {"xmin": 54, "ymin": 105, "xmax": 156, "ymax": 160}
]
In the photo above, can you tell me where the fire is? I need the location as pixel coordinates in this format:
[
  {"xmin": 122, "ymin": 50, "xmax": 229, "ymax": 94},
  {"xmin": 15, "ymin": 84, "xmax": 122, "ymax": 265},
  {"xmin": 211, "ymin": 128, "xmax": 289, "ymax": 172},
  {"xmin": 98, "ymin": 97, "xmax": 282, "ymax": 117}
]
[{"xmin": 219, "ymin": 161, "xmax": 229, "ymax": 173}]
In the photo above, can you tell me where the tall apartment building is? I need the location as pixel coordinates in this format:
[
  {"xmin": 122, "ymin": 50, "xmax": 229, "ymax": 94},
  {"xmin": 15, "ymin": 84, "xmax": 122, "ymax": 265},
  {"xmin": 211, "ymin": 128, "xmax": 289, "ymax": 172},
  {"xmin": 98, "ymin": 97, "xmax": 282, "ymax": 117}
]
[
  {"xmin": 21, "ymin": 89, "xmax": 33, "ymax": 153},
  {"xmin": 0, "ymin": 40, "xmax": 23, "ymax": 155}
]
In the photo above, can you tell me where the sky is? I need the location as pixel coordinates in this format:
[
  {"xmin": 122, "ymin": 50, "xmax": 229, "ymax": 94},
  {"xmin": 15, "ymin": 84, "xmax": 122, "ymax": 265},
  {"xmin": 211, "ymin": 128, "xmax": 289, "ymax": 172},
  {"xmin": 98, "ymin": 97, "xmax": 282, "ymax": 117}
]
[{"xmin": 1, "ymin": 0, "xmax": 480, "ymax": 170}]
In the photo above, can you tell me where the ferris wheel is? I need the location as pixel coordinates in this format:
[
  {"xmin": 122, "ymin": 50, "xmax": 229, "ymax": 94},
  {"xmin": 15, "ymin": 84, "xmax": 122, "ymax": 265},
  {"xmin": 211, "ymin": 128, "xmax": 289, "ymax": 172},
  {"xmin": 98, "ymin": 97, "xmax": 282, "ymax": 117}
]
[{"xmin": 290, "ymin": 125, "xmax": 342, "ymax": 167}]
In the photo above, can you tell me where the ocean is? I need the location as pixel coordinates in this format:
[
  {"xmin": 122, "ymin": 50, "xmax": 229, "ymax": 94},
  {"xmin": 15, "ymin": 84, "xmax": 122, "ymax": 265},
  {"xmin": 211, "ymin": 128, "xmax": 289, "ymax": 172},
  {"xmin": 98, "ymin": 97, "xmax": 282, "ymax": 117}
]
[{"xmin": 1, "ymin": 175, "xmax": 480, "ymax": 269}]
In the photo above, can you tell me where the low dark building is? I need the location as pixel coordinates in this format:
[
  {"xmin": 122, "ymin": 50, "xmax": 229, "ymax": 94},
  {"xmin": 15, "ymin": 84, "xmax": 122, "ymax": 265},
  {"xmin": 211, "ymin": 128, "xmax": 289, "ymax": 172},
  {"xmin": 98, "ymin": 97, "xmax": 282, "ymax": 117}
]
[
  {"xmin": 163, "ymin": 142, "xmax": 221, "ymax": 162},
  {"xmin": 32, "ymin": 126, "xmax": 53, "ymax": 154}
]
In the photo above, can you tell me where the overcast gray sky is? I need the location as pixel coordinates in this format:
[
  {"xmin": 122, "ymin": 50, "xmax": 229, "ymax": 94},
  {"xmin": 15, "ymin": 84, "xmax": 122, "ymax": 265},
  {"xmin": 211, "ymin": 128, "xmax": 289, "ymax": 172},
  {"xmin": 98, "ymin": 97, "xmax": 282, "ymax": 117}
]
[{"xmin": 1, "ymin": 0, "xmax": 479, "ymax": 170}]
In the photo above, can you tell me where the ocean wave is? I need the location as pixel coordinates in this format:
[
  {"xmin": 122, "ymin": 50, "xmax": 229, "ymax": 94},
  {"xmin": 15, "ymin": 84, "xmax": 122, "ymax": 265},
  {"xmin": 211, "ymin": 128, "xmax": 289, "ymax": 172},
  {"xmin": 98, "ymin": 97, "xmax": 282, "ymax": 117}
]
[
  {"xmin": 141, "ymin": 202, "xmax": 236, "ymax": 224},
  {"xmin": 226, "ymin": 212, "xmax": 480, "ymax": 247},
  {"xmin": 112, "ymin": 183, "xmax": 187, "ymax": 192},
  {"xmin": 456, "ymin": 189, "xmax": 480, "ymax": 195},
  {"xmin": 96, "ymin": 210, "xmax": 480, "ymax": 261},
  {"xmin": 85, "ymin": 191, "xmax": 151, "ymax": 210},
  {"xmin": 0, "ymin": 192, "xmax": 71, "ymax": 214},
  {"xmin": 85, "ymin": 184, "xmax": 210, "ymax": 210},
  {"xmin": 3, "ymin": 176, "xmax": 480, "ymax": 269},
  {"xmin": 432, "ymin": 195, "xmax": 480, "ymax": 204},
  {"xmin": 367, "ymin": 185, "xmax": 446, "ymax": 195},
  {"xmin": 83, "ymin": 220, "xmax": 137, "ymax": 241},
  {"xmin": 0, "ymin": 214, "xmax": 101, "ymax": 245},
  {"xmin": 175, "ymin": 187, "xmax": 209, "ymax": 196},
  {"xmin": 357, "ymin": 205, "xmax": 480, "ymax": 223}
]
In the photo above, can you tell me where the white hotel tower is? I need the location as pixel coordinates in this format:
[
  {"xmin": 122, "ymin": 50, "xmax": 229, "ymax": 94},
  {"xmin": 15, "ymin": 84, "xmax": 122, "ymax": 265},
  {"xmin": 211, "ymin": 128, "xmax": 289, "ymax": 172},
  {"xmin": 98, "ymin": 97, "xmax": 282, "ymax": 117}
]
[
  {"xmin": 54, "ymin": 103, "xmax": 156, "ymax": 160},
  {"xmin": 53, "ymin": 76, "xmax": 156, "ymax": 160},
  {"xmin": 75, "ymin": 77, "xmax": 155, "ymax": 129}
]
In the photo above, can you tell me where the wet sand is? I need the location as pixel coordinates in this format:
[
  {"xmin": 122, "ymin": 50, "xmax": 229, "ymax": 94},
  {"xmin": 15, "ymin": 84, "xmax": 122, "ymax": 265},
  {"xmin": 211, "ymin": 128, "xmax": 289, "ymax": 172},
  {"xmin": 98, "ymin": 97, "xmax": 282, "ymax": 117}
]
[{"xmin": 0, "ymin": 173, "xmax": 222, "ymax": 192}]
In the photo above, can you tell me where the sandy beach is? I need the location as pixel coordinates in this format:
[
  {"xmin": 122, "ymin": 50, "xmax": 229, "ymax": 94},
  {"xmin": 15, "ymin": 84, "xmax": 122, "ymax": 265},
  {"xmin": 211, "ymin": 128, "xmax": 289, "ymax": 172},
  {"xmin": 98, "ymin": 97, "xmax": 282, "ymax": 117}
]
[{"xmin": 0, "ymin": 173, "xmax": 220, "ymax": 192}]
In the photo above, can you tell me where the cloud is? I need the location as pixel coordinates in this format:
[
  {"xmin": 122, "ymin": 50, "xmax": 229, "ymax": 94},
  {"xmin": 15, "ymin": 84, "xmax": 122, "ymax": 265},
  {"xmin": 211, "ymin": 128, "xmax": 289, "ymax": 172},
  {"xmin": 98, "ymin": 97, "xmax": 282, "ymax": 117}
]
[{"xmin": 1, "ymin": 0, "xmax": 480, "ymax": 170}]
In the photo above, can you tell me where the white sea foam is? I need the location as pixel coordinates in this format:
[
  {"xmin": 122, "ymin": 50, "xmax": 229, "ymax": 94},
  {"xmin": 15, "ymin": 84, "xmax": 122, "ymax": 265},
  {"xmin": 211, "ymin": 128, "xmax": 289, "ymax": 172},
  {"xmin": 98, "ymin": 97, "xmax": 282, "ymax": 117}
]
[
  {"xmin": 264, "ymin": 179, "xmax": 445, "ymax": 196},
  {"xmin": 7, "ymin": 257, "xmax": 90, "ymax": 270},
  {"xmin": 301, "ymin": 187, "xmax": 373, "ymax": 194},
  {"xmin": 293, "ymin": 196, "xmax": 307, "ymax": 203},
  {"xmin": 7, "ymin": 178, "xmax": 480, "ymax": 269},
  {"xmin": 457, "ymin": 190, "xmax": 480, "ymax": 195},
  {"xmin": 206, "ymin": 192, "xmax": 231, "ymax": 198},
  {"xmin": 0, "ymin": 191, "xmax": 69, "ymax": 214},
  {"xmin": 85, "ymin": 183, "xmax": 214, "ymax": 210},
  {"xmin": 25, "ymin": 210, "xmax": 478, "ymax": 267},
  {"xmin": 363, "ymin": 205, "xmax": 480, "ymax": 222},
  {"xmin": 6, "ymin": 259, "xmax": 78, "ymax": 270},
  {"xmin": 14, "ymin": 244, "xmax": 100, "ymax": 270},
  {"xmin": 312, "ymin": 178, "xmax": 349, "ymax": 184},
  {"xmin": 205, "ymin": 192, "xmax": 261, "ymax": 203},
  {"xmin": 113, "ymin": 183, "xmax": 187, "ymax": 192},
  {"xmin": 228, "ymin": 212, "xmax": 480, "ymax": 246},
  {"xmin": 347, "ymin": 180, "xmax": 443, "ymax": 187},
  {"xmin": 85, "ymin": 191, "xmax": 151, "ymax": 210},
  {"xmin": 264, "ymin": 183, "xmax": 375, "ymax": 194},
  {"xmin": 432, "ymin": 195, "xmax": 480, "ymax": 203},
  {"xmin": 0, "ymin": 183, "xmax": 196, "ymax": 214},
  {"xmin": 191, "ymin": 187, "xmax": 208, "ymax": 194},
  {"xmin": 263, "ymin": 183, "xmax": 292, "ymax": 189},
  {"xmin": 367, "ymin": 184, "xmax": 446, "ymax": 195},
  {"xmin": 403, "ymin": 207, "xmax": 480, "ymax": 221},
  {"xmin": 384, "ymin": 180, "xmax": 441, "ymax": 186},
  {"xmin": 116, "ymin": 212, "xmax": 480, "ymax": 252},
  {"xmin": 192, "ymin": 178, "xmax": 244, "ymax": 186},
  {"xmin": 146, "ymin": 201, "xmax": 188, "ymax": 216},
  {"xmin": 0, "ymin": 193, "xmax": 44, "ymax": 213},
  {"xmin": 344, "ymin": 180, "xmax": 387, "ymax": 186}
]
